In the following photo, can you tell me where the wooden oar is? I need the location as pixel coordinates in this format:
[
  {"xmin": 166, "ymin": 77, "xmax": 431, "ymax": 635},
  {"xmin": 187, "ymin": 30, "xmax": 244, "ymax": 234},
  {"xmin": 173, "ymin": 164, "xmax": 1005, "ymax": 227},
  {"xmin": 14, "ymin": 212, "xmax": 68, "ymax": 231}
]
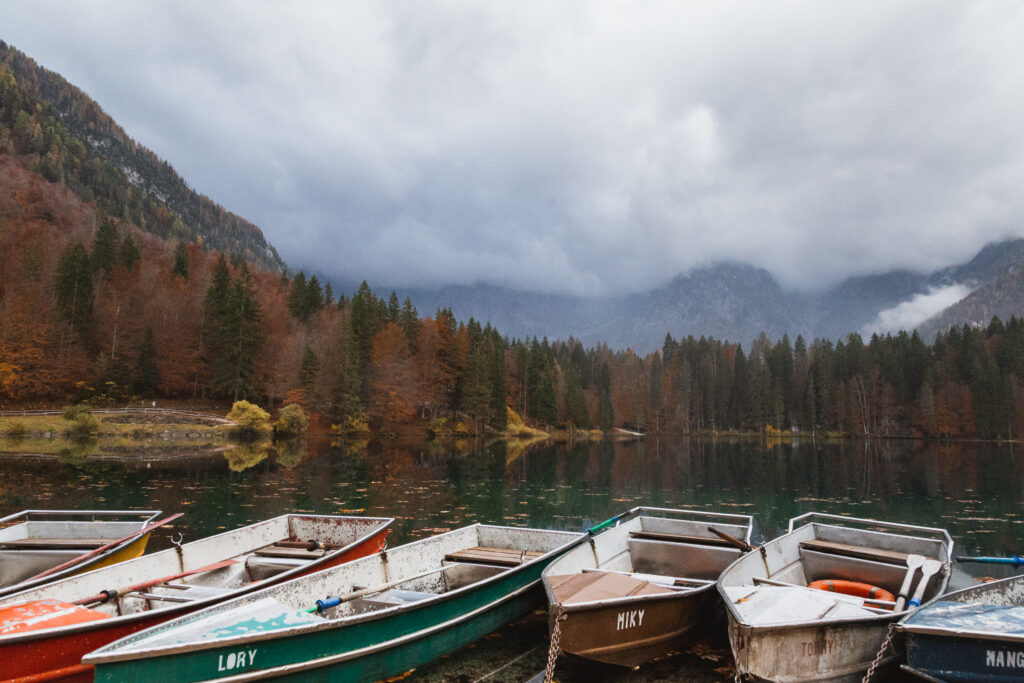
[
  {"xmin": 907, "ymin": 559, "xmax": 941, "ymax": 608},
  {"xmin": 76, "ymin": 558, "xmax": 238, "ymax": 605},
  {"xmin": 307, "ymin": 564, "xmax": 453, "ymax": 613},
  {"xmin": 708, "ymin": 526, "xmax": 754, "ymax": 552},
  {"xmin": 25, "ymin": 513, "xmax": 184, "ymax": 583},
  {"xmin": 894, "ymin": 553, "xmax": 924, "ymax": 611}
]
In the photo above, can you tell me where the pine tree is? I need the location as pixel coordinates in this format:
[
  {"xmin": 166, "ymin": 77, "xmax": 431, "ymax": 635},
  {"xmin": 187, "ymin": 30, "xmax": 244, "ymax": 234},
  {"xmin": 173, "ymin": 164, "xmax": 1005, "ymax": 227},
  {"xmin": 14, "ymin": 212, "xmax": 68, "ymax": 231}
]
[
  {"xmin": 387, "ymin": 291, "xmax": 400, "ymax": 323},
  {"xmin": 119, "ymin": 233, "xmax": 140, "ymax": 270},
  {"xmin": 133, "ymin": 328, "xmax": 160, "ymax": 395},
  {"xmin": 299, "ymin": 345, "xmax": 319, "ymax": 391},
  {"xmin": 306, "ymin": 276, "xmax": 324, "ymax": 314},
  {"xmin": 287, "ymin": 271, "xmax": 308, "ymax": 320},
  {"xmin": 172, "ymin": 241, "xmax": 189, "ymax": 279},
  {"xmin": 54, "ymin": 241, "xmax": 93, "ymax": 337},
  {"xmin": 225, "ymin": 263, "xmax": 263, "ymax": 401},
  {"xmin": 91, "ymin": 216, "xmax": 120, "ymax": 273}
]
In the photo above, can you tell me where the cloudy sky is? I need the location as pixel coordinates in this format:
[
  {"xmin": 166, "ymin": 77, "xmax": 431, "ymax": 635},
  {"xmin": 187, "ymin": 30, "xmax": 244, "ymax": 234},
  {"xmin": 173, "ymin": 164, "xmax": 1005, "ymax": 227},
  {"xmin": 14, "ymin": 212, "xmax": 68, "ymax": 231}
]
[{"xmin": 2, "ymin": 1, "xmax": 1023, "ymax": 296}]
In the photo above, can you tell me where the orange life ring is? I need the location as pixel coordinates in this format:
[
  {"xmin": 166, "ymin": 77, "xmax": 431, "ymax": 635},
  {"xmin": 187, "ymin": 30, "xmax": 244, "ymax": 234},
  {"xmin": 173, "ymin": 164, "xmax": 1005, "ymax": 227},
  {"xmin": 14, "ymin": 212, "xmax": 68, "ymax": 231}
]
[{"xmin": 808, "ymin": 579, "xmax": 895, "ymax": 603}]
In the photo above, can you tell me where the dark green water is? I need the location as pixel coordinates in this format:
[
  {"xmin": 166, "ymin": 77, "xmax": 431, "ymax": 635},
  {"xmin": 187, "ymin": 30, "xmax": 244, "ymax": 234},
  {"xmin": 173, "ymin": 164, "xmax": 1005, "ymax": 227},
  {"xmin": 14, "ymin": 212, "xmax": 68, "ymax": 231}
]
[{"xmin": 0, "ymin": 437, "xmax": 1020, "ymax": 680}]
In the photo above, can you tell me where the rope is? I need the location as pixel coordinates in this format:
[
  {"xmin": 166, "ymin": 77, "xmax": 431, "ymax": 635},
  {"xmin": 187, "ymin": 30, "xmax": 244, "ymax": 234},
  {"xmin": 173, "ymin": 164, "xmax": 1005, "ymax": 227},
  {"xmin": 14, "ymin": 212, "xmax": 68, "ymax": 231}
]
[
  {"xmin": 544, "ymin": 603, "xmax": 566, "ymax": 683},
  {"xmin": 862, "ymin": 622, "xmax": 897, "ymax": 683}
]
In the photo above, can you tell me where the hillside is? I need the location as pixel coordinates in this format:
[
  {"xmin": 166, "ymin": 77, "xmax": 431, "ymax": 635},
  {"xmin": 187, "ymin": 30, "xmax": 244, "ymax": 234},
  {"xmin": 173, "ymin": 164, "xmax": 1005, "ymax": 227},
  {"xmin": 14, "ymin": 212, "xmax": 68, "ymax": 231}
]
[{"xmin": 0, "ymin": 40, "xmax": 284, "ymax": 272}]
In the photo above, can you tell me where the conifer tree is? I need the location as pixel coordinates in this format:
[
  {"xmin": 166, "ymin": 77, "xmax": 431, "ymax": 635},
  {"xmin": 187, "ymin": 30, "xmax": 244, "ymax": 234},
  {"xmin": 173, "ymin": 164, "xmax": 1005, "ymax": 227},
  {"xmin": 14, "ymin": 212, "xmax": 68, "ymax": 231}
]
[
  {"xmin": 91, "ymin": 216, "xmax": 119, "ymax": 273},
  {"xmin": 299, "ymin": 345, "xmax": 319, "ymax": 391},
  {"xmin": 119, "ymin": 233, "xmax": 140, "ymax": 270},
  {"xmin": 54, "ymin": 241, "xmax": 93, "ymax": 337},
  {"xmin": 133, "ymin": 327, "xmax": 160, "ymax": 395},
  {"xmin": 172, "ymin": 241, "xmax": 189, "ymax": 279},
  {"xmin": 287, "ymin": 271, "xmax": 308, "ymax": 320}
]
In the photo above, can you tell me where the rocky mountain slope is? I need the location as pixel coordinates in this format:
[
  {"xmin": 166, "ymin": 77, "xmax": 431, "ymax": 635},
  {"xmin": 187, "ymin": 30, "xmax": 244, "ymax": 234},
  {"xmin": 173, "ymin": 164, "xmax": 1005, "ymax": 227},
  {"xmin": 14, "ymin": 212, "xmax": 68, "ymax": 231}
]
[{"xmin": 0, "ymin": 40, "xmax": 284, "ymax": 272}]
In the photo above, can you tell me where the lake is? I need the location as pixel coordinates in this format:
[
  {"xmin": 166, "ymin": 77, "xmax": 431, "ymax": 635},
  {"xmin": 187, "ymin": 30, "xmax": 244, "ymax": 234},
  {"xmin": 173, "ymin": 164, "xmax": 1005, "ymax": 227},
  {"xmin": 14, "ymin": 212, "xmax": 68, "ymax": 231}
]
[{"xmin": 0, "ymin": 436, "xmax": 1020, "ymax": 680}]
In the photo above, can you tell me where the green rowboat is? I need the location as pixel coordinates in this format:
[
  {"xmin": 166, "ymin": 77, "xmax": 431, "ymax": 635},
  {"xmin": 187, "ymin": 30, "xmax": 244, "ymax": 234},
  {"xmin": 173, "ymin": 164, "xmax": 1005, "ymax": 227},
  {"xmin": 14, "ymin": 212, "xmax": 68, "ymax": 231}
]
[{"xmin": 84, "ymin": 524, "xmax": 586, "ymax": 682}]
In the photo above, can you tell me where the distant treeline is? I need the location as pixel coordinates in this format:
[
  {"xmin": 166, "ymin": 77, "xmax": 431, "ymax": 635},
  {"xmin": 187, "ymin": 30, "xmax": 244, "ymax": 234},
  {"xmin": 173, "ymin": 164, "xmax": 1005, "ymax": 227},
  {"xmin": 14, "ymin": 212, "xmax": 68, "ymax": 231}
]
[{"xmin": 1, "ymin": 156, "xmax": 1021, "ymax": 440}]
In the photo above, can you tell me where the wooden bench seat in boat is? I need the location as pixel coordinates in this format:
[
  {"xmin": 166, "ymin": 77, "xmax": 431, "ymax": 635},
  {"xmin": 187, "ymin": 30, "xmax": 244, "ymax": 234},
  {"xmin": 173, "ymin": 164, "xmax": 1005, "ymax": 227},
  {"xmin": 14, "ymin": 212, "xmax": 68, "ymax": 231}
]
[
  {"xmin": 628, "ymin": 531, "xmax": 736, "ymax": 547},
  {"xmin": 443, "ymin": 546, "xmax": 543, "ymax": 567},
  {"xmin": 799, "ymin": 539, "xmax": 938, "ymax": 566},
  {"xmin": 0, "ymin": 538, "xmax": 119, "ymax": 550},
  {"xmin": 252, "ymin": 546, "xmax": 328, "ymax": 560}
]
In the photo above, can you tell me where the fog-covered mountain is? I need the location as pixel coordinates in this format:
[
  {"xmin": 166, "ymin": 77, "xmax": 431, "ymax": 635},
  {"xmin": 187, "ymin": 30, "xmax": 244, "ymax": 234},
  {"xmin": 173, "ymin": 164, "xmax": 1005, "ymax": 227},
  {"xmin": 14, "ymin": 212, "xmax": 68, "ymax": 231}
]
[{"xmin": 401, "ymin": 239, "xmax": 1024, "ymax": 351}]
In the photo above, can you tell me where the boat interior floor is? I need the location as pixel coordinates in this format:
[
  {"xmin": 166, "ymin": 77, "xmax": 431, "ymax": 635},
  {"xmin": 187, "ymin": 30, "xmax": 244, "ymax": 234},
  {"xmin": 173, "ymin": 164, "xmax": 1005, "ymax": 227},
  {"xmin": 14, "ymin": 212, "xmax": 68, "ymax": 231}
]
[
  {"xmin": 105, "ymin": 539, "xmax": 339, "ymax": 616},
  {"xmin": 724, "ymin": 537, "xmax": 947, "ymax": 624}
]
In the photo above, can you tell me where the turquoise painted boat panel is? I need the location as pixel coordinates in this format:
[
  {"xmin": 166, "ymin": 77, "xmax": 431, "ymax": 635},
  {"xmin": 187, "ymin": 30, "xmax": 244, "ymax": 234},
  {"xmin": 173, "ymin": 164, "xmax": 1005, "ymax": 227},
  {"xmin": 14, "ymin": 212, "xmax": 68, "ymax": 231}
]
[{"xmin": 114, "ymin": 598, "xmax": 321, "ymax": 650}]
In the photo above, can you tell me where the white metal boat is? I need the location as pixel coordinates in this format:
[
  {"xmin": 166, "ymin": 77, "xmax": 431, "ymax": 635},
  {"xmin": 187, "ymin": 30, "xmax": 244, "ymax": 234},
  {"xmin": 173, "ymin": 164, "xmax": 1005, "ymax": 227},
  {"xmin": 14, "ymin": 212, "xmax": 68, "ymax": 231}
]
[{"xmin": 717, "ymin": 512, "xmax": 953, "ymax": 682}]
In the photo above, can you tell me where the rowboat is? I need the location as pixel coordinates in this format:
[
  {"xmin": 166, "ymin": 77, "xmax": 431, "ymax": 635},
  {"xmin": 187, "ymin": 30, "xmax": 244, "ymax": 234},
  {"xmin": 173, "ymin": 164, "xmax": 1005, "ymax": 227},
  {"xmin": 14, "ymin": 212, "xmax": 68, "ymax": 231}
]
[
  {"xmin": 541, "ymin": 506, "xmax": 756, "ymax": 668},
  {"xmin": 83, "ymin": 524, "xmax": 586, "ymax": 682},
  {"xmin": 0, "ymin": 509, "xmax": 163, "ymax": 596},
  {"xmin": 899, "ymin": 573, "xmax": 1024, "ymax": 681},
  {"xmin": 717, "ymin": 512, "xmax": 953, "ymax": 682},
  {"xmin": 0, "ymin": 514, "xmax": 392, "ymax": 682}
]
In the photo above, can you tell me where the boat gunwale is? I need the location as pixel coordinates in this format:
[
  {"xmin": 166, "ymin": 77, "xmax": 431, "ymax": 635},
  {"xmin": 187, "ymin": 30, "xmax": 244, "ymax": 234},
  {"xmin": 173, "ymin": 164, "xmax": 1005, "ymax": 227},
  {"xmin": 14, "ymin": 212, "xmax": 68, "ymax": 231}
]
[
  {"xmin": 84, "ymin": 524, "xmax": 586, "ymax": 664},
  {"xmin": 625, "ymin": 506, "xmax": 755, "ymax": 543},
  {"xmin": 788, "ymin": 512, "xmax": 954, "ymax": 551},
  {"xmin": 0, "ymin": 514, "xmax": 394, "ymax": 646},
  {"xmin": 0, "ymin": 509, "xmax": 163, "ymax": 525},
  {"xmin": 900, "ymin": 623, "xmax": 1024, "ymax": 643}
]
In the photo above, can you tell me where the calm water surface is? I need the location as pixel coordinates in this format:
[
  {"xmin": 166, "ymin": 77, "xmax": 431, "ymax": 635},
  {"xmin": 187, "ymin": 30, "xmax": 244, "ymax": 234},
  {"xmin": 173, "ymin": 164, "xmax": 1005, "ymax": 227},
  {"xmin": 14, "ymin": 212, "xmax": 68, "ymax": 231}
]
[{"xmin": 0, "ymin": 436, "xmax": 1020, "ymax": 680}]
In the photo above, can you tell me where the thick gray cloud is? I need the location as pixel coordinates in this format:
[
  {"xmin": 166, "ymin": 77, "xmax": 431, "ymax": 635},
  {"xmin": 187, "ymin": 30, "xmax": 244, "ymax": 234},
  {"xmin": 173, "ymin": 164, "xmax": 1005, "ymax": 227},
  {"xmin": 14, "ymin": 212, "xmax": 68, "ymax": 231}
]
[{"xmin": 2, "ymin": 1, "xmax": 1023, "ymax": 294}]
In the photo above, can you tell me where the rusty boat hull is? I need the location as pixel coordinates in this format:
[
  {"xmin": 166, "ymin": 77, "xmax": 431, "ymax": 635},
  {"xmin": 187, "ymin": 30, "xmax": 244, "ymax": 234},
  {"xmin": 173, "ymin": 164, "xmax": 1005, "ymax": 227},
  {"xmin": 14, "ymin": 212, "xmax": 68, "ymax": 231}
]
[
  {"xmin": 542, "ymin": 507, "xmax": 755, "ymax": 668},
  {"xmin": 0, "ymin": 514, "xmax": 392, "ymax": 683}
]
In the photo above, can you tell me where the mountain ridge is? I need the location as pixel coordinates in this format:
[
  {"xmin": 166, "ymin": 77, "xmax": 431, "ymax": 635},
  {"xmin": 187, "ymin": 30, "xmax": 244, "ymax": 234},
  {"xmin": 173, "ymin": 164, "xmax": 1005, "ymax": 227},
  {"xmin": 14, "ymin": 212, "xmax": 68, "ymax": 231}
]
[
  {"xmin": 398, "ymin": 239, "xmax": 1024, "ymax": 352},
  {"xmin": 0, "ymin": 40, "xmax": 285, "ymax": 272}
]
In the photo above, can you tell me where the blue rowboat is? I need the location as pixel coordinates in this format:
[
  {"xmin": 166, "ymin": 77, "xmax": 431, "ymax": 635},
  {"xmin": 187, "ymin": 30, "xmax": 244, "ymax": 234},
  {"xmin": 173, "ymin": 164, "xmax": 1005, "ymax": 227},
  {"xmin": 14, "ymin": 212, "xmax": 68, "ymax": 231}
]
[
  {"xmin": 899, "ymin": 573, "xmax": 1024, "ymax": 682},
  {"xmin": 83, "ymin": 524, "xmax": 586, "ymax": 682}
]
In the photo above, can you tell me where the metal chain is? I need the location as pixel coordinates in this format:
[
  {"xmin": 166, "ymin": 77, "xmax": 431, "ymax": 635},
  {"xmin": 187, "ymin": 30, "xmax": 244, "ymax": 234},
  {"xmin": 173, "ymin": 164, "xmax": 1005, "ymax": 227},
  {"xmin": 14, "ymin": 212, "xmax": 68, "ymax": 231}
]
[
  {"xmin": 544, "ymin": 603, "xmax": 566, "ymax": 683},
  {"xmin": 862, "ymin": 622, "xmax": 897, "ymax": 683}
]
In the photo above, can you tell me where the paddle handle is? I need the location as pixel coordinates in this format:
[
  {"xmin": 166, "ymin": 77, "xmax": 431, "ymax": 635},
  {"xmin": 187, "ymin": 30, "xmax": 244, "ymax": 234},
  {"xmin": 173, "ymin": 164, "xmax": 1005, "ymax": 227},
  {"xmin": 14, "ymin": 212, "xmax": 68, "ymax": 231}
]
[
  {"xmin": 75, "ymin": 558, "xmax": 238, "ymax": 605},
  {"xmin": 587, "ymin": 510, "xmax": 631, "ymax": 535},
  {"xmin": 708, "ymin": 526, "xmax": 753, "ymax": 552},
  {"xmin": 955, "ymin": 555, "xmax": 1024, "ymax": 566},
  {"xmin": 27, "ymin": 513, "xmax": 184, "ymax": 582}
]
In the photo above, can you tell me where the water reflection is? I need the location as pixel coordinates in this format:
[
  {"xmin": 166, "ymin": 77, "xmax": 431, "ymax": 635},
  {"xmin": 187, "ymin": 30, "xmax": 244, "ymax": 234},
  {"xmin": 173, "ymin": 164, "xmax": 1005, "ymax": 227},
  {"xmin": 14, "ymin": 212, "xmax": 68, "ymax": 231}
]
[{"xmin": 0, "ymin": 437, "xmax": 1019, "ymax": 558}]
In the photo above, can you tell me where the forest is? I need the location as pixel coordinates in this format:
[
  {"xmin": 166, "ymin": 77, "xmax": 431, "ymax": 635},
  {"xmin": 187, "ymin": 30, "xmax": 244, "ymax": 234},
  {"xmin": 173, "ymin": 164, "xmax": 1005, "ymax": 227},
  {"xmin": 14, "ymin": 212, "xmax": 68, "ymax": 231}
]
[
  {"xmin": 1, "ymin": 152, "xmax": 1022, "ymax": 441},
  {"xmin": 1, "ymin": 39, "xmax": 1022, "ymax": 442}
]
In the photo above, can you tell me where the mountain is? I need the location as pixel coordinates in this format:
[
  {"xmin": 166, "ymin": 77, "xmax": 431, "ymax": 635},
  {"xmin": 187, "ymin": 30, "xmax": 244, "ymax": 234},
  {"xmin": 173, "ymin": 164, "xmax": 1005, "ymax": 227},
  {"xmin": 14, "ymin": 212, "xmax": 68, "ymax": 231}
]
[
  {"xmin": 402, "ymin": 240, "xmax": 1024, "ymax": 352},
  {"xmin": 0, "ymin": 40, "xmax": 284, "ymax": 272}
]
